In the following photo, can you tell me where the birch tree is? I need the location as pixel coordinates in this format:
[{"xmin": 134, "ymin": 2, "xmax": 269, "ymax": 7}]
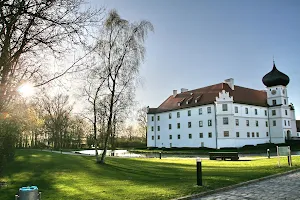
[{"xmin": 92, "ymin": 10, "xmax": 153, "ymax": 164}]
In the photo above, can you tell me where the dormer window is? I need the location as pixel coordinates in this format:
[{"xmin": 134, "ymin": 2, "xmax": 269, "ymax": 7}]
[
  {"xmin": 195, "ymin": 95, "xmax": 202, "ymax": 103},
  {"xmin": 186, "ymin": 96, "xmax": 192, "ymax": 104},
  {"xmin": 178, "ymin": 98, "xmax": 185, "ymax": 107}
]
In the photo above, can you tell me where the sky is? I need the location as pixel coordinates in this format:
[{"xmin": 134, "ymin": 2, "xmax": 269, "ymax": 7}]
[{"xmin": 90, "ymin": 0, "xmax": 300, "ymax": 119}]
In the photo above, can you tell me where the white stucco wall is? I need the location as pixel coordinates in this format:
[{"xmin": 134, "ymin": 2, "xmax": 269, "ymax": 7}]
[
  {"xmin": 147, "ymin": 84, "xmax": 296, "ymax": 148},
  {"xmin": 147, "ymin": 104, "xmax": 217, "ymax": 148}
]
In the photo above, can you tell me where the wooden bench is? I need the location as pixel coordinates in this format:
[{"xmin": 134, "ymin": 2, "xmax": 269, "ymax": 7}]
[{"xmin": 209, "ymin": 152, "xmax": 239, "ymax": 161}]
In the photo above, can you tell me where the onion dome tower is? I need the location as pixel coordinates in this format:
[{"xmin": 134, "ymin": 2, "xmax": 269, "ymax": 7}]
[
  {"xmin": 262, "ymin": 62, "xmax": 290, "ymax": 87},
  {"xmin": 263, "ymin": 61, "xmax": 292, "ymax": 143}
]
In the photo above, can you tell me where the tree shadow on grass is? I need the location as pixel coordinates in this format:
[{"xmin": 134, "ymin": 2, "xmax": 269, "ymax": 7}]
[
  {"xmin": 1, "ymin": 150, "xmax": 298, "ymax": 200},
  {"xmin": 0, "ymin": 150, "xmax": 57, "ymax": 199}
]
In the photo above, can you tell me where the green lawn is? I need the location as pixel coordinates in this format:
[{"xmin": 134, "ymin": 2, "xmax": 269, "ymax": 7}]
[{"xmin": 0, "ymin": 150, "xmax": 299, "ymax": 200}]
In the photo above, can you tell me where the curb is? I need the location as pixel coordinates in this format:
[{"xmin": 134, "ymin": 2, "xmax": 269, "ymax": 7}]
[{"xmin": 172, "ymin": 168, "xmax": 300, "ymax": 200}]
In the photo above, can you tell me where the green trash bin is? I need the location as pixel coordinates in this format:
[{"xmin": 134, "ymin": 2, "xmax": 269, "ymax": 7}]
[{"xmin": 17, "ymin": 186, "xmax": 40, "ymax": 200}]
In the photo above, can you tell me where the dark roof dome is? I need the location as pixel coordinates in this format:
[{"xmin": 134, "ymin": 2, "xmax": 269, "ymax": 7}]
[{"xmin": 262, "ymin": 63, "xmax": 290, "ymax": 87}]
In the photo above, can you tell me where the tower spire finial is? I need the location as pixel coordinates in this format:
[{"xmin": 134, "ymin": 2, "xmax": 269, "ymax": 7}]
[{"xmin": 273, "ymin": 55, "xmax": 276, "ymax": 68}]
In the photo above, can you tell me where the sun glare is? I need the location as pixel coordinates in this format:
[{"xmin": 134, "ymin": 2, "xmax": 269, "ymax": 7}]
[{"xmin": 18, "ymin": 83, "xmax": 35, "ymax": 98}]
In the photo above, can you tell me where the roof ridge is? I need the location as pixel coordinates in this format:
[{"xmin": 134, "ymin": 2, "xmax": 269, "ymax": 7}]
[
  {"xmin": 234, "ymin": 85, "xmax": 267, "ymax": 93},
  {"xmin": 188, "ymin": 82, "xmax": 223, "ymax": 93}
]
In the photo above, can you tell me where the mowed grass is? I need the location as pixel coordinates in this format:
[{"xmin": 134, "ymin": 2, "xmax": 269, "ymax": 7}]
[{"xmin": 1, "ymin": 150, "xmax": 300, "ymax": 200}]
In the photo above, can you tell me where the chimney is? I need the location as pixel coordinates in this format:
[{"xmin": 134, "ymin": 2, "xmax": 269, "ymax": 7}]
[
  {"xmin": 173, "ymin": 90, "xmax": 177, "ymax": 97},
  {"xmin": 181, "ymin": 88, "xmax": 188, "ymax": 93},
  {"xmin": 224, "ymin": 78, "xmax": 234, "ymax": 90}
]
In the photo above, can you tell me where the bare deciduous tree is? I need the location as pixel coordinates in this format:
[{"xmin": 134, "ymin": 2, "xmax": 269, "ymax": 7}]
[
  {"xmin": 0, "ymin": 0, "xmax": 103, "ymax": 111},
  {"xmin": 41, "ymin": 94, "xmax": 72, "ymax": 149},
  {"xmin": 93, "ymin": 10, "xmax": 153, "ymax": 164},
  {"xmin": 137, "ymin": 106, "xmax": 148, "ymax": 139}
]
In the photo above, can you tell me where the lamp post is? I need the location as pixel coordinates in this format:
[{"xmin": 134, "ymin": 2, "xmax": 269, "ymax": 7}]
[{"xmin": 196, "ymin": 157, "xmax": 202, "ymax": 186}]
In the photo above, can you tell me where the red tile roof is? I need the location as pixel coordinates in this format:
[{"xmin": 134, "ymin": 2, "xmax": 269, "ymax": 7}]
[{"xmin": 148, "ymin": 83, "xmax": 267, "ymax": 114}]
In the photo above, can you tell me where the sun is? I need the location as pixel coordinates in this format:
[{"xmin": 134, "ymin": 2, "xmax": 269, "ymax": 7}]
[{"xmin": 18, "ymin": 83, "xmax": 35, "ymax": 98}]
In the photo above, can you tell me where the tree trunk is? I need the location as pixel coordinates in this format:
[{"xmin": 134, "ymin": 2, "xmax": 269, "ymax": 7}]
[
  {"xmin": 100, "ymin": 81, "xmax": 116, "ymax": 164},
  {"xmin": 93, "ymin": 98, "xmax": 99, "ymax": 162}
]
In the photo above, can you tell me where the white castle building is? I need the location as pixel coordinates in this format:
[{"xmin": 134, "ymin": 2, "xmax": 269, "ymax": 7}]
[{"xmin": 147, "ymin": 63, "xmax": 297, "ymax": 149}]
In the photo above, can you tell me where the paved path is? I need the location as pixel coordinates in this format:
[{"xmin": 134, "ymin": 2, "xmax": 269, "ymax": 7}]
[{"xmin": 193, "ymin": 171, "xmax": 300, "ymax": 200}]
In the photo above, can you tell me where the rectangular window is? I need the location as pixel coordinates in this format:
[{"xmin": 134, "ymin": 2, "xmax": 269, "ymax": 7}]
[
  {"xmin": 256, "ymin": 132, "xmax": 259, "ymax": 137},
  {"xmin": 255, "ymin": 109, "xmax": 258, "ymax": 115},
  {"xmin": 247, "ymin": 132, "xmax": 250, "ymax": 137},
  {"xmin": 272, "ymin": 99, "xmax": 276, "ymax": 105},
  {"xmin": 265, "ymin": 121, "xmax": 268, "ymax": 127},
  {"xmin": 246, "ymin": 120, "xmax": 249, "ymax": 126},
  {"xmin": 158, "ymin": 135, "xmax": 160, "ymax": 140},
  {"xmin": 177, "ymin": 123, "xmax": 180, "ymax": 129},
  {"xmin": 177, "ymin": 112, "xmax": 180, "ymax": 118},
  {"xmin": 235, "ymin": 119, "xmax": 239, "ymax": 126},
  {"xmin": 236, "ymin": 132, "xmax": 240, "ymax": 137},
  {"xmin": 169, "ymin": 135, "xmax": 172, "ymax": 140},
  {"xmin": 223, "ymin": 117, "xmax": 229, "ymax": 125},
  {"xmin": 177, "ymin": 134, "xmax": 181, "ymax": 139},
  {"xmin": 169, "ymin": 113, "xmax": 172, "ymax": 119},
  {"xmin": 266, "ymin": 132, "xmax": 269, "ymax": 137},
  {"xmin": 273, "ymin": 120, "xmax": 276, "ymax": 126},
  {"xmin": 199, "ymin": 121, "xmax": 203, "ymax": 127},
  {"xmin": 235, "ymin": 106, "xmax": 238, "ymax": 113},
  {"xmin": 245, "ymin": 108, "xmax": 248, "ymax": 114},
  {"xmin": 208, "ymin": 120, "xmax": 212, "ymax": 126},
  {"xmin": 285, "ymin": 110, "xmax": 288, "ymax": 115},
  {"xmin": 208, "ymin": 132, "xmax": 212, "ymax": 138},
  {"xmin": 151, "ymin": 116, "xmax": 154, "ymax": 121},
  {"xmin": 284, "ymin": 99, "xmax": 287, "ymax": 105},
  {"xmin": 199, "ymin": 133, "xmax": 203, "ymax": 138},
  {"xmin": 284, "ymin": 120, "xmax": 286, "ymax": 126},
  {"xmin": 151, "ymin": 126, "xmax": 154, "ymax": 131},
  {"xmin": 265, "ymin": 110, "xmax": 267, "ymax": 116},
  {"xmin": 169, "ymin": 124, "xmax": 172, "ymax": 130},
  {"xmin": 189, "ymin": 134, "xmax": 192, "ymax": 139},
  {"xmin": 222, "ymin": 104, "xmax": 228, "ymax": 111},
  {"xmin": 272, "ymin": 110, "xmax": 276, "ymax": 116},
  {"xmin": 224, "ymin": 131, "xmax": 229, "ymax": 137},
  {"xmin": 288, "ymin": 121, "xmax": 290, "ymax": 126},
  {"xmin": 199, "ymin": 108, "xmax": 202, "ymax": 115},
  {"xmin": 252, "ymin": 132, "xmax": 255, "ymax": 137},
  {"xmin": 256, "ymin": 120, "xmax": 259, "ymax": 127},
  {"xmin": 151, "ymin": 136, "xmax": 154, "ymax": 140},
  {"xmin": 188, "ymin": 110, "xmax": 191, "ymax": 116},
  {"xmin": 157, "ymin": 126, "xmax": 160, "ymax": 131},
  {"xmin": 157, "ymin": 115, "xmax": 160, "ymax": 121},
  {"xmin": 188, "ymin": 122, "xmax": 191, "ymax": 128},
  {"xmin": 207, "ymin": 107, "xmax": 211, "ymax": 114}
]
